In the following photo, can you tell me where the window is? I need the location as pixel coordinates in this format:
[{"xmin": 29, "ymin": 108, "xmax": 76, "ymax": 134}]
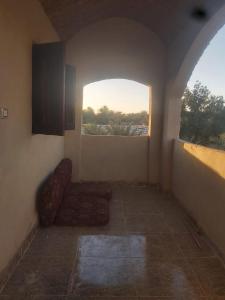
[
  {"xmin": 82, "ymin": 79, "xmax": 150, "ymax": 136},
  {"xmin": 180, "ymin": 25, "xmax": 225, "ymax": 150}
]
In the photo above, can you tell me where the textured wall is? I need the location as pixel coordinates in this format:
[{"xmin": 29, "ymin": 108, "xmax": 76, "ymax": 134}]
[
  {"xmin": 161, "ymin": 3, "xmax": 225, "ymax": 190},
  {"xmin": 81, "ymin": 136, "xmax": 148, "ymax": 182},
  {"xmin": 0, "ymin": 0, "xmax": 64, "ymax": 273},
  {"xmin": 173, "ymin": 139, "xmax": 225, "ymax": 256},
  {"xmin": 64, "ymin": 17, "xmax": 166, "ymax": 183}
]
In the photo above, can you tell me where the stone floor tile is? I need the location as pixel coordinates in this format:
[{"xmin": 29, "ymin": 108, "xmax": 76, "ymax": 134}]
[
  {"xmin": 71, "ymin": 257, "xmax": 138, "ymax": 297},
  {"xmin": 138, "ymin": 297, "xmax": 208, "ymax": 300},
  {"xmin": 164, "ymin": 213, "xmax": 194, "ymax": 234},
  {"xmin": 124, "ymin": 197, "xmax": 162, "ymax": 215},
  {"xmin": 190, "ymin": 257, "xmax": 225, "ymax": 296},
  {"xmin": 78, "ymin": 234, "xmax": 184, "ymax": 259},
  {"xmin": 2, "ymin": 256, "xmax": 73, "ymax": 296},
  {"xmin": 125, "ymin": 214, "xmax": 170, "ymax": 234},
  {"xmin": 0, "ymin": 296, "xmax": 36, "ymax": 300},
  {"xmin": 135, "ymin": 259, "xmax": 204, "ymax": 298},
  {"xmin": 129, "ymin": 233, "xmax": 184, "ymax": 260},
  {"xmin": 77, "ymin": 233, "xmax": 184, "ymax": 260},
  {"xmin": 175, "ymin": 232, "xmax": 216, "ymax": 258},
  {"xmin": 1, "ymin": 185, "xmax": 224, "ymax": 299},
  {"xmin": 78, "ymin": 235, "xmax": 130, "ymax": 258},
  {"xmin": 67, "ymin": 297, "xmax": 138, "ymax": 300},
  {"xmin": 26, "ymin": 227, "xmax": 78, "ymax": 257},
  {"xmin": 33, "ymin": 297, "xmax": 67, "ymax": 300}
]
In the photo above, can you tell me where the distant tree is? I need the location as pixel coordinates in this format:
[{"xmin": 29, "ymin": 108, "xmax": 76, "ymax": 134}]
[
  {"xmin": 82, "ymin": 105, "xmax": 149, "ymax": 126},
  {"xmin": 122, "ymin": 111, "xmax": 149, "ymax": 125},
  {"xmin": 107, "ymin": 124, "xmax": 139, "ymax": 136},
  {"xmin": 82, "ymin": 124, "xmax": 107, "ymax": 135},
  {"xmin": 95, "ymin": 106, "xmax": 114, "ymax": 125},
  {"xmin": 180, "ymin": 81, "xmax": 225, "ymax": 147},
  {"xmin": 83, "ymin": 107, "xmax": 96, "ymax": 124},
  {"xmin": 82, "ymin": 124, "xmax": 141, "ymax": 136},
  {"xmin": 82, "ymin": 105, "xmax": 149, "ymax": 136}
]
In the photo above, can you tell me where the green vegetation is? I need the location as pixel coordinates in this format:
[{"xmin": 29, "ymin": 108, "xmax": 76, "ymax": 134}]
[
  {"xmin": 82, "ymin": 124, "xmax": 139, "ymax": 136},
  {"xmin": 82, "ymin": 82, "xmax": 225, "ymax": 149},
  {"xmin": 83, "ymin": 106, "xmax": 148, "ymax": 126},
  {"xmin": 82, "ymin": 106, "xmax": 149, "ymax": 136},
  {"xmin": 180, "ymin": 81, "xmax": 225, "ymax": 150}
]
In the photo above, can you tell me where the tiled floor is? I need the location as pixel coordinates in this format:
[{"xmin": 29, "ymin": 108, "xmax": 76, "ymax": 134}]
[{"xmin": 1, "ymin": 185, "xmax": 225, "ymax": 300}]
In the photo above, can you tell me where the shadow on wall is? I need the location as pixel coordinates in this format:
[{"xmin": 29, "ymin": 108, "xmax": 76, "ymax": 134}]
[
  {"xmin": 183, "ymin": 142, "xmax": 225, "ymax": 180},
  {"xmin": 172, "ymin": 139, "xmax": 225, "ymax": 256},
  {"xmin": 80, "ymin": 135, "xmax": 149, "ymax": 183}
]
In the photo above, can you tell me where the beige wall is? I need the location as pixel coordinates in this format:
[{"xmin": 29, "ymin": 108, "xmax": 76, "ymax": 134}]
[
  {"xmin": 172, "ymin": 139, "xmax": 225, "ymax": 256},
  {"xmin": 81, "ymin": 135, "xmax": 148, "ymax": 182},
  {"xmin": 0, "ymin": 0, "xmax": 64, "ymax": 273},
  {"xmin": 65, "ymin": 17, "xmax": 166, "ymax": 183},
  {"xmin": 161, "ymin": 4, "xmax": 225, "ymax": 190}
]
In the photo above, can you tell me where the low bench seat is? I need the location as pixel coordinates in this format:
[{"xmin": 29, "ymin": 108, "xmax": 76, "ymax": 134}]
[
  {"xmin": 65, "ymin": 182, "xmax": 112, "ymax": 201},
  {"xmin": 38, "ymin": 159, "xmax": 111, "ymax": 227},
  {"xmin": 55, "ymin": 194, "xmax": 109, "ymax": 226}
]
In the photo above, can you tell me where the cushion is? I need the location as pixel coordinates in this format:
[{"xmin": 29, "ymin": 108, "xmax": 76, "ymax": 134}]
[
  {"xmin": 65, "ymin": 182, "xmax": 112, "ymax": 201},
  {"xmin": 55, "ymin": 194, "xmax": 109, "ymax": 226},
  {"xmin": 54, "ymin": 158, "xmax": 72, "ymax": 189},
  {"xmin": 38, "ymin": 173, "xmax": 64, "ymax": 227}
]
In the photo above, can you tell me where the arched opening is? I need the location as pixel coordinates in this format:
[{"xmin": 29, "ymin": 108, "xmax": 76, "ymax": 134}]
[
  {"xmin": 82, "ymin": 79, "xmax": 151, "ymax": 136},
  {"xmin": 170, "ymin": 5, "xmax": 225, "ymax": 261},
  {"xmin": 161, "ymin": 4, "xmax": 225, "ymax": 190},
  {"xmin": 179, "ymin": 24, "xmax": 225, "ymax": 151},
  {"xmin": 65, "ymin": 17, "xmax": 165, "ymax": 184},
  {"xmin": 79, "ymin": 79, "xmax": 152, "ymax": 183}
]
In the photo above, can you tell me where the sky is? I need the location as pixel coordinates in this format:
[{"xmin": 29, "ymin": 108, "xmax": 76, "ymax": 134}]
[
  {"xmin": 188, "ymin": 24, "xmax": 225, "ymax": 97},
  {"xmin": 83, "ymin": 79, "xmax": 149, "ymax": 113}
]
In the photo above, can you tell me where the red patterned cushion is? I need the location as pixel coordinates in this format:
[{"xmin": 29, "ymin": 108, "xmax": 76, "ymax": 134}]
[
  {"xmin": 38, "ymin": 173, "xmax": 64, "ymax": 227},
  {"xmin": 55, "ymin": 194, "xmax": 109, "ymax": 226},
  {"xmin": 54, "ymin": 159, "xmax": 72, "ymax": 189},
  {"xmin": 65, "ymin": 182, "xmax": 112, "ymax": 201}
]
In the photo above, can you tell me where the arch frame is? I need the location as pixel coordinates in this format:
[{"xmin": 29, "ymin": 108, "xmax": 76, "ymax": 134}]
[
  {"xmin": 64, "ymin": 17, "xmax": 166, "ymax": 184},
  {"xmin": 161, "ymin": 3, "xmax": 225, "ymax": 190}
]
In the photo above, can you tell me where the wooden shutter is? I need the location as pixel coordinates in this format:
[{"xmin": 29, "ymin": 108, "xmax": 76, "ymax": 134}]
[
  {"xmin": 32, "ymin": 42, "xmax": 65, "ymax": 136},
  {"xmin": 65, "ymin": 65, "xmax": 76, "ymax": 130}
]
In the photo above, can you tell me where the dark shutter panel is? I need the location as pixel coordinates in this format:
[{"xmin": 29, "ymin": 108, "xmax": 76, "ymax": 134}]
[
  {"xmin": 32, "ymin": 42, "xmax": 65, "ymax": 136},
  {"xmin": 65, "ymin": 65, "xmax": 76, "ymax": 130}
]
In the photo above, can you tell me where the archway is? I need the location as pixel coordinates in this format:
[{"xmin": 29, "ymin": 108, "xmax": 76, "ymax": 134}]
[
  {"xmin": 161, "ymin": 3, "xmax": 225, "ymax": 190},
  {"xmin": 180, "ymin": 21, "xmax": 225, "ymax": 150},
  {"xmin": 64, "ymin": 17, "xmax": 166, "ymax": 183},
  {"xmin": 82, "ymin": 79, "xmax": 150, "ymax": 136},
  {"xmin": 80, "ymin": 78, "xmax": 151, "ymax": 182}
]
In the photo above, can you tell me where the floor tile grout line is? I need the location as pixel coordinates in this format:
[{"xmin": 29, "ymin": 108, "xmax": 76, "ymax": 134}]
[
  {"xmin": 172, "ymin": 230, "xmax": 208, "ymax": 297},
  {"xmin": 171, "ymin": 216, "xmax": 225, "ymax": 297},
  {"xmin": 3, "ymin": 186, "xmax": 225, "ymax": 298},
  {"xmin": 123, "ymin": 192, "xmax": 141, "ymax": 298},
  {"xmin": 121, "ymin": 192, "xmax": 127, "ymax": 233},
  {"xmin": 0, "ymin": 226, "xmax": 38, "ymax": 295},
  {"xmin": 66, "ymin": 236, "xmax": 80, "ymax": 295}
]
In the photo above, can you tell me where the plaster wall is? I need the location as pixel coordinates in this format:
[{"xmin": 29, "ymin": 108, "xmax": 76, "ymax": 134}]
[
  {"xmin": 161, "ymin": 3, "xmax": 225, "ymax": 190},
  {"xmin": 81, "ymin": 135, "xmax": 148, "ymax": 182},
  {"xmin": 0, "ymin": 0, "xmax": 64, "ymax": 273},
  {"xmin": 65, "ymin": 17, "xmax": 166, "ymax": 183},
  {"xmin": 172, "ymin": 139, "xmax": 225, "ymax": 256}
]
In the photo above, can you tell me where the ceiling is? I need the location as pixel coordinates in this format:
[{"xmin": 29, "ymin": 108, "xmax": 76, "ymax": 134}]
[{"xmin": 39, "ymin": 0, "xmax": 225, "ymax": 44}]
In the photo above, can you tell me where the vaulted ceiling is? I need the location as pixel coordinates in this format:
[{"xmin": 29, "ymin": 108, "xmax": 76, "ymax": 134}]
[{"xmin": 39, "ymin": 0, "xmax": 225, "ymax": 44}]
